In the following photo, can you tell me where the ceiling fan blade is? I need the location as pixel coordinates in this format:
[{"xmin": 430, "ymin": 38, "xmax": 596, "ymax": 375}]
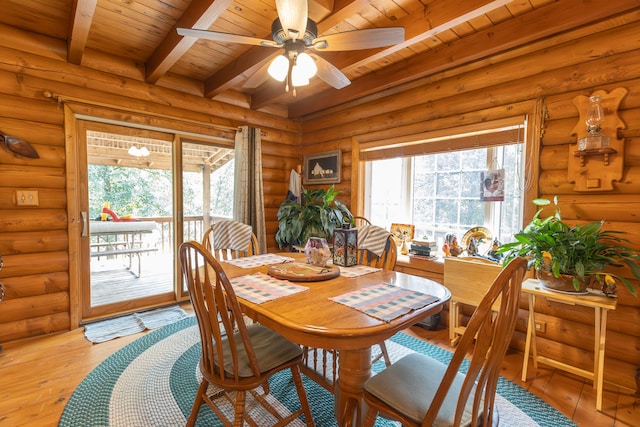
[
  {"xmin": 177, "ymin": 28, "xmax": 279, "ymax": 47},
  {"xmin": 275, "ymin": 0, "xmax": 308, "ymax": 40},
  {"xmin": 313, "ymin": 55, "xmax": 350, "ymax": 89},
  {"xmin": 312, "ymin": 27, "xmax": 405, "ymax": 51}
]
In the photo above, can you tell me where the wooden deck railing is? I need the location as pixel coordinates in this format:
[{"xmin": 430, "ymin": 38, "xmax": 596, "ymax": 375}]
[{"xmin": 140, "ymin": 215, "xmax": 229, "ymax": 253}]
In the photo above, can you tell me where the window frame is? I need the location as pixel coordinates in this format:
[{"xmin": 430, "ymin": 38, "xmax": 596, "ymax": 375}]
[
  {"xmin": 353, "ymin": 114, "xmax": 537, "ymax": 253},
  {"xmin": 363, "ymin": 142, "xmax": 525, "ymax": 244}
]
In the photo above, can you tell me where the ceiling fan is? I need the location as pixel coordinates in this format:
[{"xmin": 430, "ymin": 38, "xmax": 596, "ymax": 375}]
[{"xmin": 177, "ymin": 0, "xmax": 404, "ymax": 94}]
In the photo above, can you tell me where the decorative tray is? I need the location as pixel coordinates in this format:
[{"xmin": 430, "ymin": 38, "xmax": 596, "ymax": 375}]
[
  {"xmin": 267, "ymin": 262, "xmax": 340, "ymax": 282},
  {"xmin": 461, "ymin": 226, "xmax": 492, "ymax": 249}
]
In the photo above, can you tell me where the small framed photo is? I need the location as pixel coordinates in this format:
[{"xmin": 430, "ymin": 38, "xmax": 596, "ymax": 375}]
[
  {"xmin": 390, "ymin": 223, "xmax": 415, "ymax": 246},
  {"xmin": 303, "ymin": 150, "xmax": 342, "ymax": 185},
  {"xmin": 480, "ymin": 169, "xmax": 505, "ymax": 202}
]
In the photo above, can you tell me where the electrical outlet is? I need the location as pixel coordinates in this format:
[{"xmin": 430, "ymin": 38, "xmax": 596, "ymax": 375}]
[
  {"xmin": 15, "ymin": 190, "xmax": 39, "ymax": 206},
  {"xmin": 534, "ymin": 321, "xmax": 546, "ymax": 333}
]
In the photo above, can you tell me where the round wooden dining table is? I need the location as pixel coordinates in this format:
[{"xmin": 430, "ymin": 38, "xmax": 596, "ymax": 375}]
[{"xmin": 220, "ymin": 253, "xmax": 451, "ymax": 427}]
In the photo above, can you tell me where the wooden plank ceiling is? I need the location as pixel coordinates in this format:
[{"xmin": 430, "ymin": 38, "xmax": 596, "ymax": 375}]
[
  {"xmin": 85, "ymin": 130, "xmax": 235, "ymax": 173},
  {"xmin": 2, "ymin": 0, "xmax": 639, "ymax": 119}
]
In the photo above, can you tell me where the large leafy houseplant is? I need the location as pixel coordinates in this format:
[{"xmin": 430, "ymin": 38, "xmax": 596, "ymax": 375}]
[
  {"xmin": 275, "ymin": 185, "xmax": 352, "ymax": 249},
  {"xmin": 498, "ymin": 197, "xmax": 640, "ymax": 296}
]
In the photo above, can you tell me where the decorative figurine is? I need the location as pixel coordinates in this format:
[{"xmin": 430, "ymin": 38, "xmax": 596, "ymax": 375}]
[
  {"xmin": 487, "ymin": 238, "xmax": 503, "ymax": 260},
  {"xmin": 443, "ymin": 233, "xmax": 461, "ymax": 257},
  {"xmin": 442, "ymin": 241, "xmax": 450, "ymax": 257},
  {"xmin": 466, "ymin": 237, "xmax": 477, "ymax": 256}
]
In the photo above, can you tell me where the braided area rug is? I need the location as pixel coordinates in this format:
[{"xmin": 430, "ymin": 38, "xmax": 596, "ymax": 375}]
[{"xmin": 60, "ymin": 316, "xmax": 576, "ymax": 427}]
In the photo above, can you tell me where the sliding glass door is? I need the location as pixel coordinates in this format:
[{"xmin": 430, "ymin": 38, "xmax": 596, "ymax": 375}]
[
  {"xmin": 75, "ymin": 121, "xmax": 237, "ymax": 320},
  {"xmin": 80, "ymin": 122, "xmax": 177, "ymax": 319}
]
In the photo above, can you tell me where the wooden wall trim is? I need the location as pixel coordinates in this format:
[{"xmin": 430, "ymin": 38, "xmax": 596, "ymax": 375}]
[
  {"xmin": 350, "ymin": 137, "xmax": 362, "ymax": 216},
  {"xmin": 50, "ymin": 92, "xmax": 238, "ymax": 133},
  {"xmin": 522, "ymin": 98, "xmax": 544, "ymax": 223},
  {"xmin": 64, "ymin": 104, "xmax": 81, "ymax": 329}
]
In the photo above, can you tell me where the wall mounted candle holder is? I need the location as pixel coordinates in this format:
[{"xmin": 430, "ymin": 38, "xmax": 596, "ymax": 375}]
[{"xmin": 568, "ymin": 87, "xmax": 627, "ymax": 192}]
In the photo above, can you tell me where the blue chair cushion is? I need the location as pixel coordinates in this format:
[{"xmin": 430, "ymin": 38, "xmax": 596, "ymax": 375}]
[
  {"xmin": 220, "ymin": 324, "xmax": 302, "ymax": 377},
  {"xmin": 364, "ymin": 352, "xmax": 479, "ymax": 426}
]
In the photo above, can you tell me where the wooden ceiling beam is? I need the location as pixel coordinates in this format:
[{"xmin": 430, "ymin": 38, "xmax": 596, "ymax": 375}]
[
  {"xmin": 202, "ymin": 0, "xmax": 369, "ymax": 98},
  {"xmin": 288, "ymin": 0, "xmax": 640, "ymax": 118},
  {"xmin": 204, "ymin": 47, "xmax": 278, "ymax": 97},
  {"xmin": 251, "ymin": 0, "xmax": 509, "ymax": 110},
  {"xmin": 317, "ymin": 0, "xmax": 373, "ymax": 33},
  {"xmin": 67, "ymin": 0, "xmax": 97, "ymax": 65},
  {"xmin": 146, "ymin": 0, "xmax": 235, "ymax": 84}
]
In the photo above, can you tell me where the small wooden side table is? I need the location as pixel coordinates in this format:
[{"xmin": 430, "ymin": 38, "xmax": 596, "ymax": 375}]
[{"xmin": 521, "ymin": 278, "xmax": 617, "ymax": 411}]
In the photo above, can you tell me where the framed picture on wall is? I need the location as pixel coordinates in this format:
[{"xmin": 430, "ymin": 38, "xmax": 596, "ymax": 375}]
[{"xmin": 303, "ymin": 150, "xmax": 342, "ymax": 185}]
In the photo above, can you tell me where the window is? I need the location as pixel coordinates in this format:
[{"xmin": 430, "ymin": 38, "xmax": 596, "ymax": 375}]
[
  {"xmin": 363, "ymin": 126, "xmax": 525, "ymax": 255},
  {"xmin": 181, "ymin": 142, "xmax": 235, "ymax": 221},
  {"xmin": 181, "ymin": 141, "xmax": 235, "ymax": 243}
]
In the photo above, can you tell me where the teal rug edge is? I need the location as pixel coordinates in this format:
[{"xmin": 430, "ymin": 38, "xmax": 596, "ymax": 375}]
[
  {"xmin": 60, "ymin": 316, "xmax": 577, "ymax": 427},
  {"xmin": 60, "ymin": 317, "xmax": 197, "ymax": 426}
]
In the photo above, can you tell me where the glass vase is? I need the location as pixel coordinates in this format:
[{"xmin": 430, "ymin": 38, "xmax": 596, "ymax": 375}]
[{"xmin": 305, "ymin": 237, "xmax": 331, "ymax": 267}]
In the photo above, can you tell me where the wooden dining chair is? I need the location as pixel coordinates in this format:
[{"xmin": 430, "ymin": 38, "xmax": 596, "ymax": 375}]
[
  {"xmin": 356, "ymin": 232, "xmax": 398, "ymax": 270},
  {"xmin": 301, "ymin": 231, "xmax": 397, "ymax": 393},
  {"xmin": 179, "ymin": 241, "xmax": 315, "ymax": 427},
  {"xmin": 353, "ymin": 215, "xmax": 372, "ymax": 227},
  {"xmin": 357, "ymin": 232, "xmax": 397, "ymax": 366},
  {"xmin": 202, "ymin": 219, "xmax": 259, "ymax": 260},
  {"xmin": 362, "ymin": 256, "xmax": 527, "ymax": 427}
]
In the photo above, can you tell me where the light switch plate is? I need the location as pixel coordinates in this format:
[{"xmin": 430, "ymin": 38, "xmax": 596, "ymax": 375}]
[{"xmin": 15, "ymin": 190, "xmax": 39, "ymax": 206}]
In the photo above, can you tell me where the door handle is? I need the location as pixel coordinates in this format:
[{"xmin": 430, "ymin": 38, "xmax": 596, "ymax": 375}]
[{"xmin": 81, "ymin": 211, "xmax": 88, "ymax": 237}]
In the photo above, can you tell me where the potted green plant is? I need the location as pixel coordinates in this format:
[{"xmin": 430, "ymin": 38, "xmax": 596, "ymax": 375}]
[
  {"xmin": 498, "ymin": 197, "xmax": 640, "ymax": 296},
  {"xmin": 275, "ymin": 185, "xmax": 353, "ymax": 250}
]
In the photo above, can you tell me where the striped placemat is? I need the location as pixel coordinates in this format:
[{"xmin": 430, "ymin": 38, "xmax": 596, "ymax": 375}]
[
  {"xmin": 329, "ymin": 283, "xmax": 439, "ymax": 322},
  {"xmin": 230, "ymin": 272, "xmax": 308, "ymax": 304},
  {"xmin": 337, "ymin": 264, "xmax": 382, "ymax": 277},
  {"xmin": 223, "ymin": 254, "xmax": 295, "ymax": 268}
]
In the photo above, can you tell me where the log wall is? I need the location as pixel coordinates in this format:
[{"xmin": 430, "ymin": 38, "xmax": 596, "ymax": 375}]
[
  {"xmin": 0, "ymin": 5, "xmax": 639, "ymax": 394},
  {"xmin": 0, "ymin": 24, "xmax": 299, "ymax": 342},
  {"xmin": 300, "ymin": 14, "xmax": 640, "ymax": 391}
]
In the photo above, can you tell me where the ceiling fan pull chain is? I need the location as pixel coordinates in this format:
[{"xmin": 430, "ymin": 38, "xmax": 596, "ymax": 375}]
[{"xmin": 286, "ymin": 57, "xmax": 293, "ymax": 94}]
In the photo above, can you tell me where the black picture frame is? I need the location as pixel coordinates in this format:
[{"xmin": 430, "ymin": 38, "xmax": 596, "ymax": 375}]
[{"xmin": 303, "ymin": 150, "xmax": 342, "ymax": 185}]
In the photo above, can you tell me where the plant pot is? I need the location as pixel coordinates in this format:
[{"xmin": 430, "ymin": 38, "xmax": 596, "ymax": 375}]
[{"xmin": 536, "ymin": 269, "xmax": 591, "ymax": 294}]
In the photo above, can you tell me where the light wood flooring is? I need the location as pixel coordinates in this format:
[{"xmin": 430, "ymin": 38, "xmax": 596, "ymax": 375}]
[{"xmin": 0, "ymin": 303, "xmax": 638, "ymax": 427}]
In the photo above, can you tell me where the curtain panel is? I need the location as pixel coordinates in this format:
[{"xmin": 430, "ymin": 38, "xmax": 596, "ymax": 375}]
[{"xmin": 234, "ymin": 126, "xmax": 267, "ymax": 253}]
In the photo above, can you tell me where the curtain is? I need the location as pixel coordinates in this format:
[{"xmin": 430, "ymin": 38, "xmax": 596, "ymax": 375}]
[{"xmin": 234, "ymin": 126, "xmax": 267, "ymax": 253}]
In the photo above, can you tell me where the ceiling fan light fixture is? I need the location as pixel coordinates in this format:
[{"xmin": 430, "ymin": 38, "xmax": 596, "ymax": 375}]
[
  {"xmin": 128, "ymin": 145, "xmax": 150, "ymax": 157},
  {"xmin": 291, "ymin": 65, "xmax": 310, "ymax": 87},
  {"xmin": 268, "ymin": 55, "xmax": 289, "ymax": 81},
  {"xmin": 296, "ymin": 52, "xmax": 317, "ymax": 79}
]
